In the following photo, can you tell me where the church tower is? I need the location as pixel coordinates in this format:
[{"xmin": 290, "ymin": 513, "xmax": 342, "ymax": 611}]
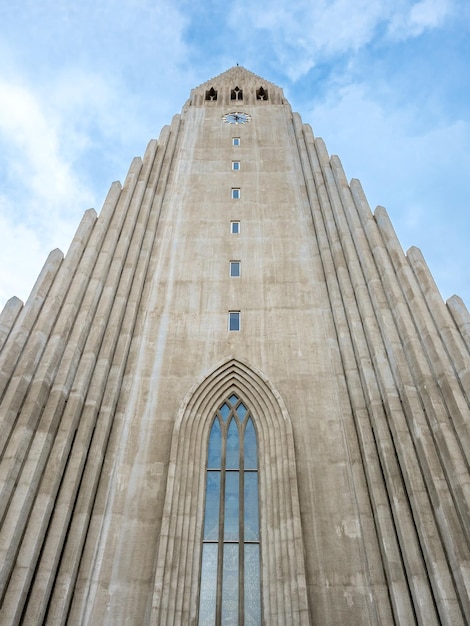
[{"xmin": 1, "ymin": 66, "xmax": 469, "ymax": 625}]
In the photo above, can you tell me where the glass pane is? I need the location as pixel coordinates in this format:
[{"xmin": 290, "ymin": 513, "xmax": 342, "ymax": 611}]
[
  {"xmin": 222, "ymin": 544, "xmax": 239, "ymax": 625},
  {"xmin": 244, "ymin": 472, "xmax": 259, "ymax": 541},
  {"xmin": 224, "ymin": 472, "xmax": 239, "ymax": 540},
  {"xmin": 230, "ymin": 262, "xmax": 240, "ymax": 277},
  {"xmin": 244, "ymin": 418, "xmax": 257, "ymax": 469},
  {"xmin": 231, "ymin": 222, "xmax": 239, "ymax": 234},
  {"xmin": 244, "ymin": 544, "xmax": 261, "ymax": 625},
  {"xmin": 203, "ymin": 472, "xmax": 220, "ymax": 540},
  {"xmin": 219, "ymin": 403, "xmax": 230, "ymax": 422},
  {"xmin": 199, "ymin": 544, "xmax": 218, "ymax": 625},
  {"xmin": 208, "ymin": 419, "xmax": 222, "ymax": 468},
  {"xmin": 236, "ymin": 402, "xmax": 247, "ymax": 420},
  {"xmin": 229, "ymin": 312, "xmax": 240, "ymax": 331},
  {"xmin": 226, "ymin": 419, "xmax": 239, "ymax": 469},
  {"xmin": 228, "ymin": 394, "xmax": 238, "ymax": 406}
]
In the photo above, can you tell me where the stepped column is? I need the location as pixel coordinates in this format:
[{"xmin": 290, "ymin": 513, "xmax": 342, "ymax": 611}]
[
  {"xmin": 0, "ymin": 248, "xmax": 63, "ymax": 401},
  {"xmin": 318, "ymin": 138, "xmax": 459, "ymax": 625},
  {"xmin": 19, "ymin": 137, "xmax": 163, "ymax": 625},
  {"xmin": 0, "ymin": 155, "xmax": 147, "ymax": 624},
  {"xmin": 294, "ymin": 117, "xmax": 411, "ymax": 624},
  {"xmin": 0, "ymin": 297, "xmax": 23, "ymax": 351},
  {"xmin": 447, "ymin": 295, "xmax": 470, "ymax": 351}
]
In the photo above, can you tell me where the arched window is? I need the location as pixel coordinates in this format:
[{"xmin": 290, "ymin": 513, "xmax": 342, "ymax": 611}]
[
  {"xmin": 205, "ymin": 87, "xmax": 218, "ymax": 101},
  {"xmin": 152, "ymin": 359, "xmax": 310, "ymax": 625},
  {"xmin": 256, "ymin": 86, "xmax": 268, "ymax": 100},
  {"xmin": 231, "ymin": 86, "xmax": 243, "ymax": 100},
  {"xmin": 198, "ymin": 394, "xmax": 261, "ymax": 625}
]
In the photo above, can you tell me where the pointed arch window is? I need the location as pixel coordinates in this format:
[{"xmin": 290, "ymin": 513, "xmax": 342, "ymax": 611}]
[
  {"xmin": 205, "ymin": 87, "xmax": 218, "ymax": 101},
  {"xmin": 231, "ymin": 86, "xmax": 243, "ymax": 100},
  {"xmin": 199, "ymin": 394, "xmax": 261, "ymax": 625}
]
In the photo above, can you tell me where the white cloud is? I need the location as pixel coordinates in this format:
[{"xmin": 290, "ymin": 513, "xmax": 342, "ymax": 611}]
[
  {"xmin": 0, "ymin": 77, "xmax": 95, "ymax": 225},
  {"xmin": 0, "ymin": 76, "xmax": 99, "ymax": 306},
  {"xmin": 0, "ymin": 0, "xmax": 192, "ymax": 310},
  {"xmin": 388, "ymin": 0, "xmax": 453, "ymax": 38},
  {"xmin": 305, "ymin": 81, "xmax": 470, "ymax": 303},
  {"xmin": 229, "ymin": 0, "xmax": 456, "ymax": 79}
]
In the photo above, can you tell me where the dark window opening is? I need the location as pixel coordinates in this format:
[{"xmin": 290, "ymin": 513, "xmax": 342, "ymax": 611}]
[
  {"xmin": 256, "ymin": 87, "xmax": 268, "ymax": 101},
  {"xmin": 231, "ymin": 86, "xmax": 243, "ymax": 101},
  {"xmin": 205, "ymin": 87, "xmax": 218, "ymax": 101}
]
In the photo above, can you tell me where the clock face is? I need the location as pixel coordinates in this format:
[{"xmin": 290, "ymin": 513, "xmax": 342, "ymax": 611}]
[{"xmin": 222, "ymin": 112, "xmax": 251, "ymax": 124}]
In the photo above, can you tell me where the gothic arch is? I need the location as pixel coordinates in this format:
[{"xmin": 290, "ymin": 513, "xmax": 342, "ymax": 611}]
[{"xmin": 151, "ymin": 357, "xmax": 310, "ymax": 625}]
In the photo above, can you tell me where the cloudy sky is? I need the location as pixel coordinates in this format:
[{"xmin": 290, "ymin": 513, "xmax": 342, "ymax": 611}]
[{"xmin": 1, "ymin": 0, "xmax": 469, "ymax": 309}]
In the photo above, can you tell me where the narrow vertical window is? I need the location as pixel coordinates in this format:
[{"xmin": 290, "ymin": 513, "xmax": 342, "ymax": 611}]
[
  {"xmin": 229, "ymin": 311, "xmax": 240, "ymax": 331},
  {"xmin": 231, "ymin": 188, "xmax": 240, "ymax": 199},
  {"xmin": 231, "ymin": 221, "xmax": 240, "ymax": 234},
  {"xmin": 232, "ymin": 137, "xmax": 240, "ymax": 146},
  {"xmin": 230, "ymin": 261, "xmax": 240, "ymax": 277},
  {"xmin": 232, "ymin": 161, "xmax": 240, "ymax": 171},
  {"xmin": 199, "ymin": 396, "xmax": 261, "ymax": 625}
]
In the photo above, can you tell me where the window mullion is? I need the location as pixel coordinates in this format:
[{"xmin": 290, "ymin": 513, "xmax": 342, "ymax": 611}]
[{"xmin": 216, "ymin": 420, "xmax": 228, "ymax": 625}]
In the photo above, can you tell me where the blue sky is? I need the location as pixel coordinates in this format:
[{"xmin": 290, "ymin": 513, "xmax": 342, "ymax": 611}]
[{"xmin": 1, "ymin": 0, "xmax": 469, "ymax": 308}]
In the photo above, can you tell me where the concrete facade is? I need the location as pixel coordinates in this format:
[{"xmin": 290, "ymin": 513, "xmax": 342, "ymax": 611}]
[{"xmin": 0, "ymin": 66, "xmax": 469, "ymax": 625}]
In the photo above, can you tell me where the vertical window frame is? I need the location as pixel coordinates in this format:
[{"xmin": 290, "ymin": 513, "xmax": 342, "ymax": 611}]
[
  {"xmin": 230, "ymin": 261, "xmax": 241, "ymax": 277},
  {"xmin": 232, "ymin": 137, "xmax": 240, "ymax": 146},
  {"xmin": 229, "ymin": 311, "xmax": 240, "ymax": 332},
  {"xmin": 232, "ymin": 160, "xmax": 240, "ymax": 171},
  {"xmin": 231, "ymin": 221, "xmax": 240, "ymax": 234},
  {"xmin": 231, "ymin": 188, "xmax": 240, "ymax": 200},
  {"xmin": 199, "ymin": 396, "xmax": 261, "ymax": 624}
]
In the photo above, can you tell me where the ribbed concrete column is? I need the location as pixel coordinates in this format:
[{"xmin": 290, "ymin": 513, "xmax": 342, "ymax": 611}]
[
  {"xmin": 0, "ymin": 297, "xmax": 23, "ymax": 351},
  {"xmin": 319, "ymin": 141, "xmax": 462, "ymax": 625},
  {"xmin": 371, "ymin": 205, "xmax": 470, "ymax": 622},
  {"xmin": 19, "ymin": 139, "xmax": 163, "ymax": 625},
  {"xmin": 314, "ymin": 141, "xmax": 439, "ymax": 625},
  {"xmin": 293, "ymin": 117, "xmax": 401, "ymax": 624},
  {"xmin": 0, "ymin": 208, "xmax": 96, "ymax": 457},
  {"xmin": 333, "ymin": 163, "xmax": 470, "ymax": 624},
  {"xmin": 407, "ymin": 245, "xmax": 470, "ymax": 435},
  {"xmin": 408, "ymin": 248, "xmax": 470, "ymax": 400},
  {"xmin": 43, "ymin": 136, "xmax": 167, "ymax": 624},
  {"xmin": 67, "ymin": 120, "xmax": 182, "ymax": 625},
  {"xmin": 299, "ymin": 121, "xmax": 399, "ymax": 623},
  {"xmin": 0, "ymin": 206, "xmax": 100, "ymax": 514},
  {"xmin": 0, "ymin": 248, "xmax": 63, "ymax": 402},
  {"xmin": 0, "ymin": 155, "xmax": 147, "ymax": 624},
  {"xmin": 447, "ymin": 295, "xmax": 470, "ymax": 351},
  {"xmin": 346, "ymin": 182, "xmax": 470, "ymax": 538}
]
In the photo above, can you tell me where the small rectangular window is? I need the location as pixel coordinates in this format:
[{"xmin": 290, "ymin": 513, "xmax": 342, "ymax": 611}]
[
  {"xmin": 231, "ymin": 188, "xmax": 240, "ymax": 199},
  {"xmin": 230, "ymin": 261, "xmax": 240, "ymax": 277},
  {"xmin": 229, "ymin": 311, "xmax": 240, "ymax": 331},
  {"xmin": 231, "ymin": 221, "xmax": 240, "ymax": 234},
  {"xmin": 232, "ymin": 161, "xmax": 240, "ymax": 170},
  {"xmin": 232, "ymin": 138, "xmax": 240, "ymax": 146}
]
